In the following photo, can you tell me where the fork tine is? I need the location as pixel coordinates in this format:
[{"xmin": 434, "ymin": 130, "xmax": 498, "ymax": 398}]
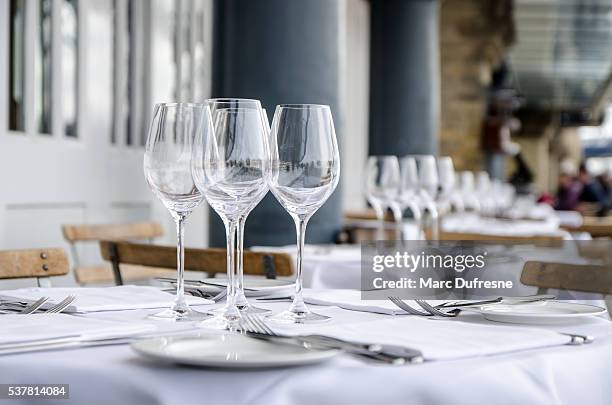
[
  {"xmin": 247, "ymin": 314, "xmax": 264, "ymax": 334},
  {"xmin": 248, "ymin": 314, "xmax": 265, "ymax": 334},
  {"xmin": 251, "ymin": 315, "xmax": 275, "ymax": 336},
  {"xmin": 415, "ymin": 299, "xmax": 458, "ymax": 317},
  {"xmin": 388, "ymin": 297, "xmax": 431, "ymax": 316},
  {"xmin": 240, "ymin": 313, "xmax": 257, "ymax": 333},
  {"xmin": 46, "ymin": 295, "xmax": 76, "ymax": 314},
  {"xmin": 20, "ymin": 297, "xmax": 50, "ymax": 314}
]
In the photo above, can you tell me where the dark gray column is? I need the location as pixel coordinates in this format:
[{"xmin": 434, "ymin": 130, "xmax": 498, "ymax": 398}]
[
  {"xmin": 209, "ymin": 0, "xmax": 343, "ymax": 247},
  {"xmin": 369, "ymin": 0, "xmax": 440, "ymax": 156}
]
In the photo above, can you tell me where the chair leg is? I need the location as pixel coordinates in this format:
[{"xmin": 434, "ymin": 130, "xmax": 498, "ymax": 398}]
[
  {"xmin": 107, "ymin": 242, "xmax": 124, "ymax": 286},
  {"xmin": 262, "ymin": 255, "xmax": 277, "ymax": 279},
  {"xmin": 37, "ymin": 277, "xmax": 52, "ymax": 288}
]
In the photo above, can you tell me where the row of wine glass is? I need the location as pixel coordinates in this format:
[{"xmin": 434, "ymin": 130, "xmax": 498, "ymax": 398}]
[{"xmin": 365, "ymin": 155, "xmax": 516, "ymax": 240}]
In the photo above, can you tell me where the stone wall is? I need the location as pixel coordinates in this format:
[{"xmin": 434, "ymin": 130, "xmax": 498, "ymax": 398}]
[{"xmin": 439, "ymin": 0, "xmax": 515, "ymax": 170}]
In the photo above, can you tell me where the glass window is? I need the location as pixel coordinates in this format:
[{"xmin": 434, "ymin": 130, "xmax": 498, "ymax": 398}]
[
  {"xmin": 126, "ymin": 0, "xmax": 133, "ymax": 146},
  {"xmin": 62, "ymin": 0, "xmax": 78, "ymax": 137},
  {"xmin": 8, "ymin": 0, "xmax": 26, "ymax": 132},
  {"xmin": 111, "ymin": 0, "xmax": 131, "ymax": 145},
  {"xmin": 36, "ymin": 0, "xmax": 53, "ymax": 135}
]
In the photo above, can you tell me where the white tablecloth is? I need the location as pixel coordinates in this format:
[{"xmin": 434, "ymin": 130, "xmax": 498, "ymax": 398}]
[{"xmin": 1, "ymin": 298, "xmax": 612, "ymax": 405}]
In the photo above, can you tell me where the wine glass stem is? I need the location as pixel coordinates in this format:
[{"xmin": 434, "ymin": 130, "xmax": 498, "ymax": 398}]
[
  {"xmin": 291, "ymin": 217, "xmax": 309, "ymax": 313},
  {"xmin": 408, "ymin": 201, "xmax": 422, "ymax": 240},
  {"xmin": 235, "ymin": 216, "xmax": 247, "ymax": 306},
  {"xmin": 390, "ymin": 202, "xmax": 403, "ymax": 241},
  {"xmin": 373, "ymin": 204, "xmax": 385, "ymax": 240},
  {"xmin": 224, "ymin": 220, "xmax": 237, "ymax": 306},
  {"xmin": 174, "ymin": 214, "xmax": 187, "ymax": 310}
]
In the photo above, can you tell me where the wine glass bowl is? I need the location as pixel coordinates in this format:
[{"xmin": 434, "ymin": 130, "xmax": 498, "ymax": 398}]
[{"xmin": 268, "ymin": 104, "xmax": 340, "ymax": 323}]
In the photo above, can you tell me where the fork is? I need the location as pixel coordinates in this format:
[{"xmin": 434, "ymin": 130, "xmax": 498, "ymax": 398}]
[
  {"xmin": 0, "ymin": 297, "xmax": 50, "ymax": 315},
  {"xmin": 44, "ymin": 295, "xmax": 76, "ymax": 314},
  {"xmin": 240, "ymin": 313, "xmax": 424, "ymax": 364},
  {"xmin": 388, "ymin": 297, "xmax": 432, "ymax": 316}
]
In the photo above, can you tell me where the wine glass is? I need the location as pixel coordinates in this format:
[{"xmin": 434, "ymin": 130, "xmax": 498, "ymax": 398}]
[
  {"xmin": 476, "ymin": 171, "xmax": 494, "ymax": 215},
  {"xmin": 192, "ymin": 100, "xmax": 269, "ymax": 328},
  {"xmin": 208, "ymin": 98, "xmax": 271, "ymax": 315},
  {"xmin": 365, "ymin": 156, "xmax": 401, "ymax": 240},
  {"xmin": 437, "ymin": 156, "xmax": 463, "ymax": 213},
  {"xmin": 399, "ymin": 156, "xmax": 422, "ymax": 240},
  {"xmin": 144, "ymin": 102, "xmax": 210, "ymax": 321},
  {"xmin": 459, "ymin": 171, "xmax": 480, "ymax": 213},
  {"xmin": 268, "ymin": 104, "xmax": 340, "ymax": 323},
  {"xmin": 414, "ymin": 155, "xmax": 440, "ymax": 240}
]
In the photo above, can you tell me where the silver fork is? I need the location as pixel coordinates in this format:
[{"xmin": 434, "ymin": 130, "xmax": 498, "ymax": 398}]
[
  {"xmin": 388, "ymin": 297, "xmax": 432, "ymax": 316},
  {"xmin": 45, "ymin": 295, "xmax": 76, "ymax": 314},
  {"xmin": 415, "ymin": 299, "xmax": 459, "ymax": 317},
  {"xmin": 0, "ymin": 297, "xmax": 50, "ymax": 315}
]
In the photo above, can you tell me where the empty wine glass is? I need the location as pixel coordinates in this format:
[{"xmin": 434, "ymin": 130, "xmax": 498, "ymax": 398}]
[
  {"xmin": 268, "ymin": 104, "xmax": 340, "ymax": 323},
  {"xmin": 459, "ymin": 171, "xmax": 480, "ymax": 212},
  {"xmin": 144, "ymin": 102, "xmax": 210, "ymax": 321},
  {"xmin": 399, "ymin": 156, "xmax": 422, "ymax": 239},
  {"xmin": 207, "ymin": 99, "xmax": 270, "ymax": 315},
  {"xmin": 365, "ymin": 156, "xmax": 401, "ymax": 240},
  {"xmin": 437, "ymin": 156, "xmax": 463, "ymax": 213},
  {"xmin": 415, "ymin": 155, "xmax": 440, "ymax": 240},
  {"xmin": 476, "ymin": 171, "xmax": 494, "ymax": 215},
  {"xmin": 192, "ymin": 100, "xmax": 270, "ymax": 328}
]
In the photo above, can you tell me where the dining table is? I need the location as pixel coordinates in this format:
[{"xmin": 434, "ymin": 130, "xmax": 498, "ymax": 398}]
[{"xmin": 1, "ymin": 289, "xmax": 612, "ymax": 405}]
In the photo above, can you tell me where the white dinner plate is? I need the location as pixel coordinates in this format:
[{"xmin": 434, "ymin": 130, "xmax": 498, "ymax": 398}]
[
  {"xmin": 131, "ymin": 334, "xmax": 339, "ymax": 369},
  {"xmin": 199, "ymin": 278, "xmax": 295, "ymax": 297},
  {"xmin": 465, "ymin": 301, "xmax": 606, "ymax": 325}
]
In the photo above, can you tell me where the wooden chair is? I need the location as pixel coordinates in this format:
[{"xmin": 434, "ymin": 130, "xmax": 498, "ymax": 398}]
[
  {"xmin": 521, "ymin": 260, "xmax": 612, "ymax": 316},
  {"xmin": 521, "ymin": 261, "xmax": 612, "ymax": 295},
  {"xmin": 425, "ymin": 229, "xmax": 564, "ymax": 245},
  {"xmin": 0, "ymin": 248, "xmax": 69, "ymax": 287},
  {"xmin": 62, "ymin": 222, "xmax": 172, "ymax": 285},
  {"xmin": 99, "ymin": 240, "xmax": 294, "ymax": 285}
]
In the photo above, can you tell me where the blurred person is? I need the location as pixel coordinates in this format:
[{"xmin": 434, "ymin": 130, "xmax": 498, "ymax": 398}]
[
  {"xmin": 554, "ymin": 160, "xmax": 582, "ymax": 211},
  {"xmin": 577, "ymin": 163, "xmax": 610, "ymax": 216},
  {"xmin": 595, "ymin": 172, "xmax": 610, "ymax": 199}
]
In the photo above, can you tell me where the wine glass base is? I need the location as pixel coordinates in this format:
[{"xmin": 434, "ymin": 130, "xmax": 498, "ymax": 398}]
[
  {"xmin": 267, "ymin": 310, "xmax": 331, "ymax": 324},
  {"xmin": 198, "ymin": 303, "xmax": 241, "ymax": 329},
  {"xmin": 198, "ymin": 314, "xmax": 241, "ymax": 330},
  {"xmin": 147, "ymin": 307, "xmax": 212, "ymax": 322}
]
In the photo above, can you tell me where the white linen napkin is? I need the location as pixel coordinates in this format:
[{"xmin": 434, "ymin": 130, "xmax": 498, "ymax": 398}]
[
  {"xmin": 0, "ymin": 313, "xmax": 156, "ymax": 347},
  {"xmin": 303, "ymin": 289, "xmax": 413, "ymax": 315},
  {"xmin": 272, "ymin": 316, "xmax": 571, "ymax": 361},
  {"xmin": 0, "ymin": 285, "xmax": 213, "ymax": 313}
]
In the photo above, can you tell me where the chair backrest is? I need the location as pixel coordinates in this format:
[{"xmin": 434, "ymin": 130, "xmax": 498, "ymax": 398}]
[
  {"xmin": 99, "ymin": 241, "xmax": 294, "ymax": 285},
  {"xmin": 426, "ymin": 229, "xmax": 564, "ymax": 245},
  {"xmin": 0, "ymin": 248, "xmax": 69, "ymax": 287},
  {"xmin": 62, "ymin": 222, "xmax": 163, "ymax": 242},
  {"xmin": 62, "ymin": 222, "xmax": 164, "ymax": 285},
  {"xmin": 521, "ymin": 260, "xmax": 612, "ymax": 295}
]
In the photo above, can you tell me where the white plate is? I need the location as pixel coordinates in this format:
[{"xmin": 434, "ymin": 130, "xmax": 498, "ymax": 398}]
[
  {"xmin": 199, "ymin": 278, "xmax": 295, "ymax": 297},
  {"xmin": 465, "ymin": 301, "xmax": 606, "ymax": 325},
  {"xmin": 131, "ymin": 334, "xmax": 339, "ymax": 369}
]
